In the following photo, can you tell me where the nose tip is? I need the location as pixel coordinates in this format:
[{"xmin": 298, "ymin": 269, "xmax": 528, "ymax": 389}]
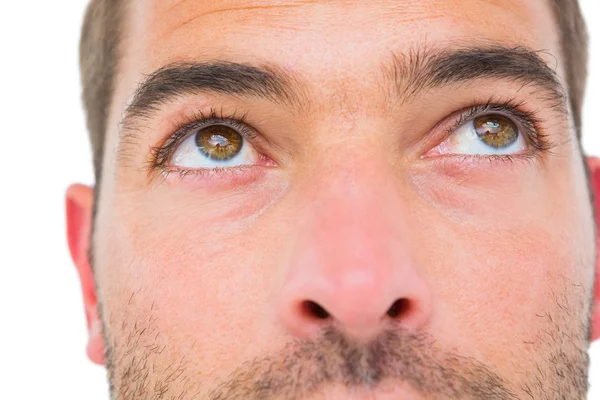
[{"xmin": 277, "ymin": 269, "xmax": 432, "ymax": 341}]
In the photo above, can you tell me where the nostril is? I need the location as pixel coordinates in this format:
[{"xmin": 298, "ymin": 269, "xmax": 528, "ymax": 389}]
[
  {"xmin": 302, "ymin": 300, "xmax": 330, "ymax": 320},
  {"xmin": 387, "ymin": 298, "xmax": 410, "ymax": 318}
]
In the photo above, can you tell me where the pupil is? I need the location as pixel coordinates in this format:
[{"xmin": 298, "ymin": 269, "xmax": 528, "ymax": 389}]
[{"xmin": 195, "ymin": 126, "xmax": 243, "ymax": 161}]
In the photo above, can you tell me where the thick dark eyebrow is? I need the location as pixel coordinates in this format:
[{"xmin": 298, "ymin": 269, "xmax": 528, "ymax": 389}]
[
  {"xmin": 121, "ymin": 60, "xmax": 310, "ymax": 132},
  {"xmin": 119, "ymin": 45, "xmax": 566, "ymax": 135},
  {"xmin": 380, "ymin": 45, "xmax": 566, "ymax": 108}
]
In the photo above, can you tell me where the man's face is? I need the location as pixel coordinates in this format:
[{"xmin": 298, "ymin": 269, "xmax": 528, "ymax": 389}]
[{"xmin": 82, "ymin": 0, "xmax": 597, "ymax": 398}]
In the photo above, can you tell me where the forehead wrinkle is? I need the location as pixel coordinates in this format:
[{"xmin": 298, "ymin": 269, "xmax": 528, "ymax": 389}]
[
  {"xmin": 477, "ymin": 0, "xmax": 553, "ymax": 17},
  {"xmin": 164, "ymin": 0, "xmax": 322, "ymax": 35}
]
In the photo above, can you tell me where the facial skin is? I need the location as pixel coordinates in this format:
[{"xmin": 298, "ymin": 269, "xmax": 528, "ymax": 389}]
[{"xmin": 67, "ymin": 0, "xmax": 600, "ymax": 399}]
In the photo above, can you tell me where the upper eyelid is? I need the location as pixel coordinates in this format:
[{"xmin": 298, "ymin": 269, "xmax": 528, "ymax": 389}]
[
  {"xmin": 447, "ymin": 104, "xmax": 537, "ymax": 141},
  {"xmin": 179, "ymin": 116, "xmax": 257, "ymax": 140},
  {"xmin": 443, "ymin": 103, "xmax": 557, "ymax": 154},
  {"xmin": 149, "ymin": 111, "xmax": 259, "ymax": 169},
  {"xmin": 449, "ymin": 104, "xmax": 534, "ymax": 132}
]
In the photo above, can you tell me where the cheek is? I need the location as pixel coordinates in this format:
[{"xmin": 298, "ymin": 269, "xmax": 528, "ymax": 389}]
[
  {"xmin": 94, "ymin": 185, "xmax": 289, "ymax": 367},
  {"xmin": 100, "ymin": 171, "xmax": 287, "ymax": 291},
  {"xmin": 419, "ymin": 187, "xmax": 591, "ymax": 367},
  {"xmin": 408, "ymin": 148, "xmax": 594, "ymax": 359}
]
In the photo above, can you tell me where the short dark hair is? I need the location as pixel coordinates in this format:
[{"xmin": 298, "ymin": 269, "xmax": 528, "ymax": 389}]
[
  {"xmin": 80, "ymin": 0, "xmax": 124, "ymax": 184},
  {"xmin": 79, "ymin": 0, "xmax": 589, "ymax": 183}
]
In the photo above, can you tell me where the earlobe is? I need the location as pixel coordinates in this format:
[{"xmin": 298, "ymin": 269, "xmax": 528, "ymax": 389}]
[
  {"xmin": 66, "ymin": 184, "xmax": 106, "ymax": 365},
  {"xmin": 585, "ymin": 157, "xmax": 600, "ymax": 342}
]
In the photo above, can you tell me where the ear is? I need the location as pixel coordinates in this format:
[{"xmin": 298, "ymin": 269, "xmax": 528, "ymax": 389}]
[
  {"xmin": 66, "ymin": 184, "xmax": 105, "ymax": 365},
  {"xmin": 587, "ymin": 157, "xmax": 600, "ymax": 342}
]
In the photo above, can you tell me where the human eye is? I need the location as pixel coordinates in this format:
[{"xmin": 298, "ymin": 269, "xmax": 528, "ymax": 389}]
[
  {"xmin": 149, "ymin": 108, "xmax": 275, "ymax": 177},
  {"xmin": 171, "ymin": 124, "xmax": 257, "ymax": 168},
  {"xmin": 425, "ymin": 101, "xmax": 553, "ymax": 160}
]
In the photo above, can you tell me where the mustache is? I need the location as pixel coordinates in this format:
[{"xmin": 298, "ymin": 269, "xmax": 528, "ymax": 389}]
[{"xmin": 207, "ymin": 327, "xmax": 517, "ymax": 400}]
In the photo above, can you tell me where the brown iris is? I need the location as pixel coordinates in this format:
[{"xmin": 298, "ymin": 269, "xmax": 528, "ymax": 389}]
[
  {"xmin": 474, "ymin": 114, "xmax": 518, "ymax": 149},
  {"xmin": 195, "ymin": 126, "xmax": 243, "ymax": 161}
]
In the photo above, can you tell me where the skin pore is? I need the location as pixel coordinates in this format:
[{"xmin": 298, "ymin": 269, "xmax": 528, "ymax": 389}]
[{"xmin": 66, "ymin": 0, "xmax": 600, "ymax": 399}]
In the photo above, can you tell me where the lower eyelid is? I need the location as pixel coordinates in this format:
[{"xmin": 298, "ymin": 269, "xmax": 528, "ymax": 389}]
[
  {"xmin": 157, "ymin": 164, "xmax": 272, "ymax": 190},
  {"xmin": 420, "ymin": 152, "xmax": 541, "ymax": 179}
]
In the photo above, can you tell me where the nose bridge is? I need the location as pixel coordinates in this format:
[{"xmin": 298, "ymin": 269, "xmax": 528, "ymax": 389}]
[
  {"xmin": 278, "ymin": 159, "xmax": 433, "ymax": 340},
  {"xmin": 300, "ymin": 162, "xmax": 411, "ymax": 291},
  {"xmin": 309, "ymin": 162, "xmax": 404, "ymax": 269}
]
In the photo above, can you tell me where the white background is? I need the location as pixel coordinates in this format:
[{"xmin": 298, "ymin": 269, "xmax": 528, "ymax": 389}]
[{"xmin": 0, "ymin": 1, "xmax": 598, "ymax": 399}]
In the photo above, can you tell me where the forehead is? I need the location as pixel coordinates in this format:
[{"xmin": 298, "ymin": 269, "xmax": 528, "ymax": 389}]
[{"xmin": 123, "ymin": 0, "xmax": 560, "ymax": 69}]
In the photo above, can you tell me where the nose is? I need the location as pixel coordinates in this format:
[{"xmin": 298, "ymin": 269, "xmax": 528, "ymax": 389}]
[{"xmin": 277, "ymin": 165, "xmax": 433, "ymax": 341}]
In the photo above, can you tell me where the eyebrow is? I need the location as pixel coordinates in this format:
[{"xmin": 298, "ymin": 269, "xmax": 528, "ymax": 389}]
[
  {"xmin": 382, "ymin": 45, "xmax": 565, "ymax": 108},
  {"xmin": 121, "ymin": 60, "xmax": 310, "ymax": 132},
  {"xmin": 120, "ymin": 45, "xmax": 566, "ymax": 133}
]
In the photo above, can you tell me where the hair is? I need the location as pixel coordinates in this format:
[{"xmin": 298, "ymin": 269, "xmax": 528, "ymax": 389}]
[
  {"xmin": 80, "ymin": 0, "xmax": 124, "ymax": 184},
  {"xmin": 79, "ymin": 0, "xmax": 589, "ymax": 184}
]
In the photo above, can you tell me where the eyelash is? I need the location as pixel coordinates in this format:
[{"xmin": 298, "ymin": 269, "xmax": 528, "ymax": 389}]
[
  {"xmin": 149, "ymin": 107, "xmax": 257, "ymax": 172},
  {"xmin": 441, "ymin": 99, "xmax": 556, "ymax": 163},
  {"xmin": 149, "ymin": 100, "xmax": 555, "ymax": 174}
]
